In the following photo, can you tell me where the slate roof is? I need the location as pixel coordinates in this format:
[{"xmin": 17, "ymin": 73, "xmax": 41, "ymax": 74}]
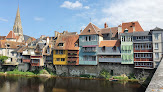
[
  {"xmin": 99, "ymin": 40, "xmax": 120, "ymax": 47},
  {"xmin": 133, "ymin": 31, "xmax": 151, "ymax": 36},
  {"xmin": 150, "ymin": 27, "xmax": 163, "ymax": 31}
]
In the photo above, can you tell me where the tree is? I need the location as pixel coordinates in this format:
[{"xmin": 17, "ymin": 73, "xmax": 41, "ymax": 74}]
[{"xmin": 0, "ymin": 56, "xmax": 8, "ymax": 63}]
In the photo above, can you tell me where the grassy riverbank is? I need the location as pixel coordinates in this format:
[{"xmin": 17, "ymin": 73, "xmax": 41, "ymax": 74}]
[{"xmin": 0, "ymin": 69, "xmax": 139, "ymax": 82}]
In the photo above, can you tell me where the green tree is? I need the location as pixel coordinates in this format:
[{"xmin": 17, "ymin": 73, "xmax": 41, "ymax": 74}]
[{"xmin": 0, "ymin": 56, "xmax": 8, "ymax": 63}]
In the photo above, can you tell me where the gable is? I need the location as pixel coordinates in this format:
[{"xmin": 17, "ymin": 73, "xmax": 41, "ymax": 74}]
[{"xmin": 80, "ymin": 23, "xmax": 99, "ymax": 35}]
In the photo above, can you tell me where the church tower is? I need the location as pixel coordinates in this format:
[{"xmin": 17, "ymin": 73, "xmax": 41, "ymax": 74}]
[{"xmin": 13, "ymin": 5, "xmax": 24, "ymax": 41}]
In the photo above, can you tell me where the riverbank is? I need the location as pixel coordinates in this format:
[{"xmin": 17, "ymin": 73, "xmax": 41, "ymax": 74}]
[{"xmin": 0, "ymin": 71, "xmax": 139, "ymax": 82}]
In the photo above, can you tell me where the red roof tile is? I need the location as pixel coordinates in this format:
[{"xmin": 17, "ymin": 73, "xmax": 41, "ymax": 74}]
[
  {"xmin": 6, "ymin": 31, "xmax": 16, "ymax": 39},
  {"xmin": 122, "ymin": 21, "xmax": 144, "ymax": 33},
  {"xmin": 99, "ymin": 40, "xmax": 120, "ymax": 47}
]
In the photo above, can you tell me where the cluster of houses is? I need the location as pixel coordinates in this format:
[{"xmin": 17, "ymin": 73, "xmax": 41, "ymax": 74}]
[{"xmin": 0, "ymin": 6, "xmax": 163, "ymax": 71}]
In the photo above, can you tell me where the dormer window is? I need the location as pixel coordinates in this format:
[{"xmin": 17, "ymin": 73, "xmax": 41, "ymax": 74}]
[
  {"xmin": 124, "ymin": 28, "xmax": 128, "ymax": 33},
  {"xmin": 88, "ymin": 28, "xmax": 91, "ymax": 32},
  {"xmin": 58, "ymin": 43, "xmax": 64, "ymax": 46},
  {"xmin": 75, "ymin": 43, "xmax": 78, "ymax": 47},
  {"xmin": 102, "ymin": 46, "xmax": 105, "ymax": 52},
  {"xmin": 7, "ymin": 44, "xmax": 10, "ymax": 47}
]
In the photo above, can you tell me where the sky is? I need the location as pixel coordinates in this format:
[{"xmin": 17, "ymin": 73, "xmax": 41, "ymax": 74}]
[{"xmin": 0, "ymin": 0, "xmax": 163, "ymax": 38}]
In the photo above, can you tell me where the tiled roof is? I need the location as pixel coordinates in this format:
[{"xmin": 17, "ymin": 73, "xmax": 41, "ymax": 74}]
[
  {"xmin": 99, "ymin": 40, "xmax": 120, "ymax": 47},
  {"xmin": 0, "ymin": 36, "xmax": 6, "ymax": 40},
  {"xmin": 54, "ymin": 34, "xmax": 79, "ymax": 50},
  {"xmin": 122, "ymin": 21, "xmax": 144, "ymax": 33},
  {"xmin": 100, "ymin": 27, "xmax": 118, "ymax": 37},
  {"xmin": 0, "ymin": 40, "xmax": 25, "ymax": 49},
  {"xmin": 80, "ymin": 22, "xmax": 101, "ymax": 36},
  {"xmin": 12, "ymin": 46, "xmax": 27, "ymax": 53},
  {"xmin": 6, "ymin": 31, "xmax": 16, "ymax": 39}
]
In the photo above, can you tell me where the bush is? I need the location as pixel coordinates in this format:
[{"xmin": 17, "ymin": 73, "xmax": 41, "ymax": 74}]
[
  {"xmin": 113, "ymin": 76, "xmax": 128, "ymax": 80},
  {"xmin": 0, "ymin": 56, "xmax": 8, "ymax": 63},
  {"xmin": 128, "ymin": 73, "xmax": 136, "ymax": 79},
  {"xmin": 100, "ymin": 69, "xmax": 111, "ymax": 79}
]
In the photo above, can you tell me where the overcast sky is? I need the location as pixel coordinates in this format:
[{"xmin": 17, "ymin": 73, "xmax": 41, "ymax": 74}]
[{"xmin": 0, "ymin": 0, "xmax": 163, "ymax": 38}]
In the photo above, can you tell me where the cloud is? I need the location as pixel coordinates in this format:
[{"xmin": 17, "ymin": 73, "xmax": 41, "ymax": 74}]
[
  {"xmin": 92, "ymin": 0, "xmax": 163, "ymax": 30},
  {"xmin": 60, "ymin": 1, "xmax": 90, "ymax": 10},
  {"xmin": 0, "ymin": 17, "xmax": 8, "ymax": 22},
  {"xmin": 34, "ymin": 17, "xmax": 44, "ymax": 21}
]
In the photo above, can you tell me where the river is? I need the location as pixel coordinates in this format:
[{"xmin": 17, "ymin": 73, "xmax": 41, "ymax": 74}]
[{"xmin": 0, "ymin": 75, "xmax": 146, "ymax": 92}]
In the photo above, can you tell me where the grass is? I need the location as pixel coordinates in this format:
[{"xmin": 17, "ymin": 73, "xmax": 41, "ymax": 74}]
[
  {"xmin": 0, "ymin": 72, "xmax": 4, "ymax": 74},
  {"xmin": 112, "ymin": 76, "xmax": 128, "ymax": 80}
]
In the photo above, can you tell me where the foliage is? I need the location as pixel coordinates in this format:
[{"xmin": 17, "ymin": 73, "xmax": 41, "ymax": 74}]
[
  {"xmin": 113, "ymin": 76, "xmax": 128, "ymax": 80},
  {"xmin": 80, "ymin": 74, "xmax": 95, "ymax": 78},
  {"xmin": 100, "ymin": 69, "xmax": 111, "ymax": 79},
  {"xmin": 38, "ymin": 69, "xmax": 49, "ymax": 74},
  {"xmin": 0, "ymin": 56, "xmax": 8, "ymax": 63},
  {"xmin": 0, "ymin": 72, "xmax": 4, "ymax": 74},
  {"xmin": 128, "ymin": 73, "xmax": 136, "ymax": 79}
]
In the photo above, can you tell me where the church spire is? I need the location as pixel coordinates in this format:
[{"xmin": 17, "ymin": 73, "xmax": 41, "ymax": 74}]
[{"xmin": 13, "ymin": 5, "xmax": 23, "ymax": 36}]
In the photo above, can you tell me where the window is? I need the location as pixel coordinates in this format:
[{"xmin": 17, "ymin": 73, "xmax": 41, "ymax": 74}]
[
  {"xmin": 85, "ymin": 36, "xmax": 88, "ymax": 41},
  {"xmin": 155, "ymin": 43, "xmax": 158, "ymax": 49},
  {"xmin": 61, "ymin": 58, "xmax": 65, "ymax": 61},
  {"xmin": 135, "ymin": 44, "xmax": 139, "ymax": 49},
  {"xmin": 75, "ymin": 43, "xmax": 78, "ymax": 47},
  {"xmin": 89, "ymin": 36, "xmax": 91, "ymax": 41},
  {"xmin": 56, "ymin": 58, "xmax": 60, "ymax": 61},
  {"xmin": 155, "ymin": 53, "xmax": 159, "ymax": 59},
  {"xmin": 102, "ymin": 46, "xmax": 105, "ymax": 52},
  {"xmin": 92, "ymin": 56, "xmax": 96, "ymax": 61},
  {"xmin": 56, "ymin": 50, "xmax": 58, "ymax": 54},
  {"xmin": 88, "ymin": 29, "xmax": 90, "ymax": 32},
  {"xmin": 113, "ymin": 46, "xmax": 116, "ymax": 51},
  {"xmin": 59, "ymin": 50, "xmax": 64, "ymax": 54},
  {"xmin": 83, "ymin": 56, "xmax": 88, "ymax": 61},
  {"xmin": 154, "ymin": 33, "xmax": 159, "ymax": 40},
  {"xmin": 12, "ymin": 53, "xmax": 14, "ymax": 56},
  {"xmin": 91, "ymin": 35, "xmax": 96, "ymax": 41},
  {"xmin": 58, "ymin": 43, "xmax": 64, "ymax": 46},
  {"xmin": 82, "ymin": 36, "xmax": 84, "ymax": 42}
]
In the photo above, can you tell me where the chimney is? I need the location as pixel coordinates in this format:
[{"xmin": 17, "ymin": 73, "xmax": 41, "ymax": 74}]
[
  {"xmin": 80, "ymin": 29, "xmax": 82, "ymax": 33},
  {"xmin": 46, "ymin": 36, "xmax": 49, "ymax": 44},
  {"xmin": 104, "ymin": 22, "xmax": 108, "ymax": 28}
]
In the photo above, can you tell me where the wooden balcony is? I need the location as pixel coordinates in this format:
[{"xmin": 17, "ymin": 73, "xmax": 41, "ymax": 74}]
[
  {"xmin": 134, "ymin": 48, "xmax": 153, "ymax": 52},
  {"xmin": 31, "ymin": 63, "xmax": 40, "ymax": 66},
  {"xmin": 23, "ymin": 59, "xmax": 30, "ymax": 63},
  {"xmin": 134, "ymin": 58, "xmax": 153, "ymax": 61}
]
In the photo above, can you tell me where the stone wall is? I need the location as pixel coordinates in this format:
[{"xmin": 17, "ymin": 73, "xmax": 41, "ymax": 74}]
[
  {"xmin": 18, "ymin": 63, "xmax": 30, "ymax": 72},
  {"xmin": 55, "ymin": 63, "xmax": 135, "ymax": 76}
]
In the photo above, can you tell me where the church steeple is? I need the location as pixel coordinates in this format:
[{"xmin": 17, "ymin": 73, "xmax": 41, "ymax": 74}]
[{"xmin": 13, "ymin": 5, "xmax": 23, "ymax": 36}]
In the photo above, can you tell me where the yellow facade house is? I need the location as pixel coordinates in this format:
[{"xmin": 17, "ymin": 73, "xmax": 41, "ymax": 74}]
[{"xmin": 53, "ymin": 50, "xmax": 68, "ymax": 65}]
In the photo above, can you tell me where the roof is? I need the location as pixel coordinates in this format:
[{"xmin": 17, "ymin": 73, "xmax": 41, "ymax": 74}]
[
  {"xmin": 80, "ymin": 22, "xmax": 101, "ymax": 36},
  {"xmin": 0, "ymin": 40, "xmax": 25, "ymax": 49},
  {"xmin": 150, "ymin": 27, "xmax": 163, "ymax": 31},
  {"xmin": 122, "ymin": 21, "xmax": 144, "ymax": 33},
  {"xmin": 0, "ymin": 36, "xmax": 6, "ymax": 40},
  {"xmin": 54, "ymin": 34, "xmax": 79, "ymax": 50},
  {"xmin": 100, "ymin": 27, "xmax": 118, "ymax": 37},
  {"xmin": 11, "ymin": 46, "xmax": 27, "ymax": 53},
  {"xmin": 133, "ymin": 31, "xmax": 151, "ymax": 36},
  {"xmin": 99, "ymin": 40, "xmax": 120, "ymax": 47},
  {"xmin": 6, "ymin": 31, "xmax": 16, "ymax": 39}
]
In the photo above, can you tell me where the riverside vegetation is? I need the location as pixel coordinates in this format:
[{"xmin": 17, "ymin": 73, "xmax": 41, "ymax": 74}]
[{"xmin": 0, "ymin": 68, "xmax": 139, "ymax": 81}]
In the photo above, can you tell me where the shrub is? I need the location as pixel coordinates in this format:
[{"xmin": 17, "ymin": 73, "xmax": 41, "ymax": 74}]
[
  {"xmin": 0, "ymin": 56, "xmax": 8, "ymax": 63},
  {"xmin": 100, "ymin": 69, "xmax": 111, "ymax": 79}
]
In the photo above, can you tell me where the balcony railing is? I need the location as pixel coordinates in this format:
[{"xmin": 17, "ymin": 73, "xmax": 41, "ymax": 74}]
[
  {"xmin": 99, "ymin": 58, "xmax": 121, "ymax": 63},
  {"xmin": 23, "ymin": 59, "xmax": 30, "ymax": 63},
  {"xmin": 83, "ymin": 50, "xmax": 96, "ymax": 52},
  {"xmin": 79, "ymin": 60, "xmax": 97, "ymax": 65}
]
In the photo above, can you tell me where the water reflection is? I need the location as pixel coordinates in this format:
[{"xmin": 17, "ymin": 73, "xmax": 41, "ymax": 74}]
[{"xmin": 0, "ymin": 76, "xmax": 146, "ymax": 92}]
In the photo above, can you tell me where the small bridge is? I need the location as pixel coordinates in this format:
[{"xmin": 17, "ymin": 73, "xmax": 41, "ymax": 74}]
[{"xmin": 146, "ymin": 58, "xmax": 163, "ymax": 92}]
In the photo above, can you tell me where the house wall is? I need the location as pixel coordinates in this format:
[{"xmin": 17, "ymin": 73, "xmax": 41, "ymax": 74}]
[
  {"xmin": 79, "ymin": 35, "xmax": 99, "ymax": 65},
  {"xmin": 53, "ymin": 50, "xmax": 68, "ymax": 65},
  {"xmin": 152, "ymin": 31, "xmax": 163, "ymax": 68}
]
